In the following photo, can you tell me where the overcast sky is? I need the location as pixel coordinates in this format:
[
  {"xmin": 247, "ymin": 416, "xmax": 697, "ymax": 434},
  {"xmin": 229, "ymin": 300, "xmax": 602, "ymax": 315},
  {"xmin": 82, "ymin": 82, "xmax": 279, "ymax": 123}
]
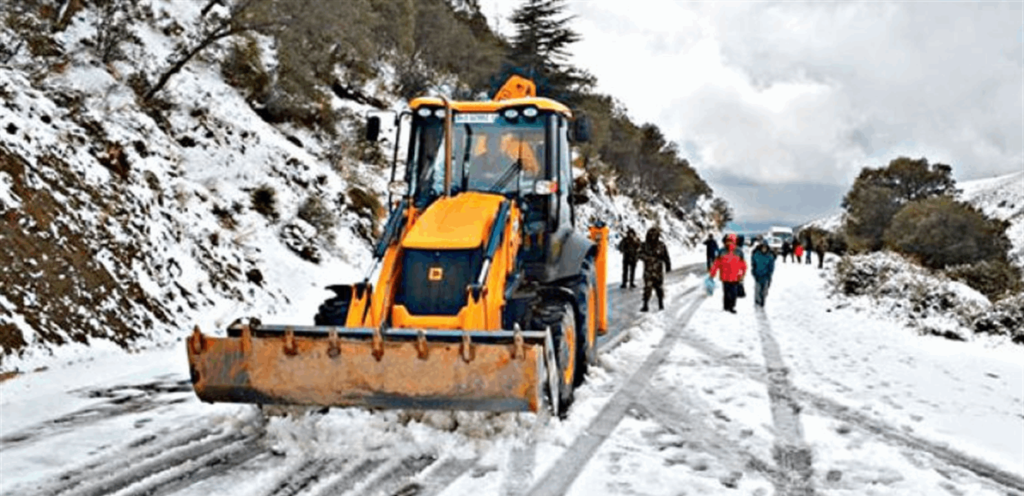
[{"xmin": 480, "ymin": 1, "xmax": 1023, "ymax": 225}]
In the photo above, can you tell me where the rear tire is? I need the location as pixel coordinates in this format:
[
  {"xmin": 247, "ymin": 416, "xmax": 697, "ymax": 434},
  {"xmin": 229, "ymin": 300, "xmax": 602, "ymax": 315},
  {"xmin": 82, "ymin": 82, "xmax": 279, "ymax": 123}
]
[
  {"xmin": 531, "ymin": 301, "xmax": 577, "ymax": 418},
  {"xmin": 314, "ymin": 296, "xmax": 350, "ymax": 326}
]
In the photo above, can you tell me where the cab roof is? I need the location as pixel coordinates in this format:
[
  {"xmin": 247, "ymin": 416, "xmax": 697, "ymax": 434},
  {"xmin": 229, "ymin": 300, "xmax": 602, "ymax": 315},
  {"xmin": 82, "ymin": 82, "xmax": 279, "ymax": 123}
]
[{"xmin": 408, "ymin": 96, "xmax": 573, "ymax": 118}]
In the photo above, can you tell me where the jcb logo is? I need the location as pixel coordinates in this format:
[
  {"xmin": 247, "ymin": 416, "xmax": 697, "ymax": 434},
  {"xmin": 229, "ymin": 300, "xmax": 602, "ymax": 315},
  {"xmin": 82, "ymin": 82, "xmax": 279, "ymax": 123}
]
[{"xmin": 428, "ymin": 267, "xmax": 444, "ymax": 281}]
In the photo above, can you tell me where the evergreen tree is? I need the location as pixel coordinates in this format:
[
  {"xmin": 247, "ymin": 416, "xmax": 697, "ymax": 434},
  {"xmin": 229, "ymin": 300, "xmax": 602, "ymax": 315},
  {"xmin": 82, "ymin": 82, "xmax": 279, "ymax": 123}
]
[
  {"xmin": 841, "ymin": 156, "xmax": 958, "ymax": 252},
  {"xmin": 501, "ymin": 0, "xmax": 593, "ymax": 102}
]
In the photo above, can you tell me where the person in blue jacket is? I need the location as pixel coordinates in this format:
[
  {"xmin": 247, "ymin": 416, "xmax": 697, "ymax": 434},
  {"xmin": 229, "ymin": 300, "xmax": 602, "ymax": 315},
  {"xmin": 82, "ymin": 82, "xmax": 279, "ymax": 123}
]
[{"xmin": 751, "ymin": 240, "xmax": 776, "ymax": 307}]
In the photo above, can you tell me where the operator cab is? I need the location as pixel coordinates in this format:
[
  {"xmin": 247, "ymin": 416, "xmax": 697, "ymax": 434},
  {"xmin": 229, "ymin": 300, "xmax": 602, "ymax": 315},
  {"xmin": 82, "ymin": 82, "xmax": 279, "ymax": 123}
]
[{"xmin": 403, "ymin": 101, "xmax": 576, "ymax": 239}]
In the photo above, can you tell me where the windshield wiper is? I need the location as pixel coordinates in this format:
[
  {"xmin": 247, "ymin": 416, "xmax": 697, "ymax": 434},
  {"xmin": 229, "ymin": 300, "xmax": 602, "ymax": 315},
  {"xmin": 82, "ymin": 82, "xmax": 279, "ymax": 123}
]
[
  {"xmin": 488, "ymin": 158, "xmax": 522, "ymax": 194},
  {"xmin": 488, "ymin": 137, "xmax": 527, "ymax": 195}
]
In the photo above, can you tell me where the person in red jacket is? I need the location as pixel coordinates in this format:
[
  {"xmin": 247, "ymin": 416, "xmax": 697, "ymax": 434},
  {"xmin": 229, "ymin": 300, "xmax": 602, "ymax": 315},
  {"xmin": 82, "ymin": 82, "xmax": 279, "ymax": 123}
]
[{"xmin": 709, "ymin": 234, "xmax": 748, "ymax": 313}]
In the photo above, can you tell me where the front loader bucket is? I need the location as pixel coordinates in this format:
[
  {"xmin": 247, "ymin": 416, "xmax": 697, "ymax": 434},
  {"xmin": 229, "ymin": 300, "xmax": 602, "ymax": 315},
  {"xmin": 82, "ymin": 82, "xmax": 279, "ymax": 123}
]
[{"xmin": 187, "ymin": 324, "xmax": 551, "ymax": 412}]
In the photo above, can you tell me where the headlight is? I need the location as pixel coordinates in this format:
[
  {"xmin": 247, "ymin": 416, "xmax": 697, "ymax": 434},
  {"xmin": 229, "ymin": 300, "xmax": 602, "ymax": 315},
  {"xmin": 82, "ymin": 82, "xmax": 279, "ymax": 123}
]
[
  {"xmin": 434, "ymin": 108, "xmax": 446, "ymax": 119},
  {"xmin": 503, "ymin": 108, "xmax": 519, "ymax": 120},
  {"xmin": 522, "ymin": 106, "xmax": 538, "ymax": 118},
  {"xmin": 417, "ymin": 107, "xmax": 433, "ymax": 118}
]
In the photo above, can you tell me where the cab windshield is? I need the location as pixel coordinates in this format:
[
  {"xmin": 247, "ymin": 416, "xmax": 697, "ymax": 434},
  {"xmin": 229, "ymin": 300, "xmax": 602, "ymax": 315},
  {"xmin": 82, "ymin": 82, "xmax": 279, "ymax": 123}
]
[{"xmin": 406, "ymin": 111, "xmax": 548, "ymax": 207}]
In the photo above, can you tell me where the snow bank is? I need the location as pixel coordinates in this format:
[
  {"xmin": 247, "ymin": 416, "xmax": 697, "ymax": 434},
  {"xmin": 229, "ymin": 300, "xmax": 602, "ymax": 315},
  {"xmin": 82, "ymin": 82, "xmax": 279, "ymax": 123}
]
[{"xmin": 825, "ymin": 251, "xmax": 1024, "ymax": 343}]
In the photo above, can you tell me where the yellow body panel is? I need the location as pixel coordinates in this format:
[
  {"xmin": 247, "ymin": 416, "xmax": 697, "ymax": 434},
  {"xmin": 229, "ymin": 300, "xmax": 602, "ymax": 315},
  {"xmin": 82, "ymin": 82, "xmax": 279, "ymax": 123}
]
[{"xmin": 402, "ymin": 192, "xmax": 505, "ymax": 250}]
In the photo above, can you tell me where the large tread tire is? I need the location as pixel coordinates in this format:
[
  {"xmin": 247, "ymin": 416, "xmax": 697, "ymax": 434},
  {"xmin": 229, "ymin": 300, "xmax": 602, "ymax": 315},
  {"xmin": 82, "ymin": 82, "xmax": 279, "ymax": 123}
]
[
  {"xmin": 314, "ymin": 296, "xmax": 350, "ymax": 326},
  {"xmin": 531, "ymin": 300, "xmax": 577, "ymax": 418},
  {"xmin": 573, "ymin": 258, "xmax": 598, "ymax": 384}
]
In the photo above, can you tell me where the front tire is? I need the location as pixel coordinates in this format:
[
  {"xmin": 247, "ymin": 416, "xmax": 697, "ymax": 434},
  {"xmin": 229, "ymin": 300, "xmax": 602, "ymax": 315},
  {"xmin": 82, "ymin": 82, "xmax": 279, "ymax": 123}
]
[{"xmin": 531, "ymin": 301, "xmax": 577, "ymax": 418}]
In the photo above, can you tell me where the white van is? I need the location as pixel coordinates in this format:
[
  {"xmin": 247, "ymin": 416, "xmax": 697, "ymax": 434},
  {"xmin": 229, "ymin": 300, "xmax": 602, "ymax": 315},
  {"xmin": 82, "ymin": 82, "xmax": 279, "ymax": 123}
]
[{"xmin": 765, "ymin": 226, "xmax": 794, "ymax": 253}]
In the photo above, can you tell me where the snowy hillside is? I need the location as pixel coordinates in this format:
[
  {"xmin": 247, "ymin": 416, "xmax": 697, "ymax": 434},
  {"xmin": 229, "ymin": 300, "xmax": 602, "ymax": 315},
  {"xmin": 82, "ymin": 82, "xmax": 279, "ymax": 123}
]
[
  {"xmin": 0, "ymin": 1, "xmax": 715, "ymax": 374},
  {"xmin": 959, "ymin": 171, "xmax": 1024, "ymax": 268}
]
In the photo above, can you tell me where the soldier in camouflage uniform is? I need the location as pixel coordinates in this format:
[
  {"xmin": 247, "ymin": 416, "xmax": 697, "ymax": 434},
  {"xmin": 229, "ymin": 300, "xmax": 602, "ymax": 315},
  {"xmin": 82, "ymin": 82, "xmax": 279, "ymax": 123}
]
[
  {"xmin": 639, "ymin": 227, "xmax": 672, "ymax": 312},
  {"xmin": 617, "ymin": 227, "xmax": 641, "ymax": 288}
]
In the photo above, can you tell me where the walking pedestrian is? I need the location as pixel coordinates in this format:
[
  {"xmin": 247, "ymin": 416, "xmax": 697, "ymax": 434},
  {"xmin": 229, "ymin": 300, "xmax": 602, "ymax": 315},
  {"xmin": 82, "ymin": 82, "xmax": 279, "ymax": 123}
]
[
  {"xmin": 617, "ymin": 228, "xmax": 640, "ymax": 288},
  {"xmin": 751, "ymin": 241, "xmax": 776, "ymax": 307},
  {"xmin": 703, "ymin": 233, "xmax": 718, "ymax": 271},
  {"xmin": 709, "ymin": 234, "xmax": 747, "ymax": 314},
  {"xmin": 815, "ymin": 240, "xmax": 827, "ymax": 269},
  {"xmin": 781, "ymin": 240, "xmax": 792, "ymax": 263},
  {"xmin": 640, "ymin": 227, "xmax": 671, "ymax": 312}
]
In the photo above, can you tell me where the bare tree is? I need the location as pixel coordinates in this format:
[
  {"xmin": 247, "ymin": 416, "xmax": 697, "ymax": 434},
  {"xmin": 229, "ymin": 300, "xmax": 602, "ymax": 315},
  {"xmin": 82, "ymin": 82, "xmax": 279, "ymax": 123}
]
[{"xmin": 143, "ymin": 0, "xmax": 284, "ymax": 101}]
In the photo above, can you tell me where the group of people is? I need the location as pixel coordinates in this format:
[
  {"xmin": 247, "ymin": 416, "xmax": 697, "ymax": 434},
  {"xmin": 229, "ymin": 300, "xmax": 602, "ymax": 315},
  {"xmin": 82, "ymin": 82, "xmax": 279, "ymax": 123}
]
[
  {"xmin": 703, "ymin": 233, "xmax": 775, "ymax": 312},
  {"xmin": 618, "ymin": 226, "xmax": 827, "ymax": 315},
  {"xmin": 779, "ymin": 239, "xmax": 827, "ymax": 268},
  {"xmin": 617, "ymin": 227, "xmax": 671, "ymax": 312}
]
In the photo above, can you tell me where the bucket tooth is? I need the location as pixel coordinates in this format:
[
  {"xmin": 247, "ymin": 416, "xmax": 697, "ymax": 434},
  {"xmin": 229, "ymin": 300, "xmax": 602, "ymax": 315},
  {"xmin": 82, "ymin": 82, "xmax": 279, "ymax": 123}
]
[
  {"xmin": 327, "ymin": 328, "xmax": 341, "ymax": 358},
  {"xmin": 460, "ymin": 330, "xmax": 474, "ymax": 363},
  {"xmin": 189, "ymin": 326, "xmax": 205, "ymax": 355},
  {"xmin": 372, "ymin": 325, "xmax": 385, "ymax": 361},
  {"xmin": 283, "ymin": 327, "xmax": 298, "ymax": 356},
  {"xmin": 416, "ymin": 329, "xmax": 429, "ymax": 360}
]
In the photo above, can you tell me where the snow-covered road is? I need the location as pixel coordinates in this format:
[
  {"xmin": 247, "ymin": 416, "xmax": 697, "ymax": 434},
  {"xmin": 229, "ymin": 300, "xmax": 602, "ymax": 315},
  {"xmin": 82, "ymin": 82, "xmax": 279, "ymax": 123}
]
[{"xmin": 2, "ymin": 250, "xmax": 1022, "ymax": 496}]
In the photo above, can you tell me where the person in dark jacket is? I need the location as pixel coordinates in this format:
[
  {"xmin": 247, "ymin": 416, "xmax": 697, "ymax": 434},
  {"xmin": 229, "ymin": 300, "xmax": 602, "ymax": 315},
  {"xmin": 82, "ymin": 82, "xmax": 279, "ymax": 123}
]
[
  {"xmin": 815, "ymin": 240, "xmax": 827, "ymax": 269},
  {"xmin": 709, "ymin": 234, "xmax": 747, "ymax": 313},
  {"xmin": 751, "ymin": 241, "xmax": 776, "ymax": 307},
  {"xmin": 781, "ymin": 240, "xmax": 792, "ymax": 263},
  {"xmin": 703, "ymin": 233, "xmax": 718, "ymax": 270},
  {"xmin": 640, "ymin": 227, "xmax": 671, "ymax": 312},
  {"xmin": 617, "ymin": 228, "xmax": 641, "ymax": 288}
]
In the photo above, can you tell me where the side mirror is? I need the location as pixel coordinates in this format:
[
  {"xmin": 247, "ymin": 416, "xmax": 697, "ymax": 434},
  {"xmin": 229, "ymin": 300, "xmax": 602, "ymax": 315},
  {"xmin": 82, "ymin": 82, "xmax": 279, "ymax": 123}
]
[
  {"xmin": 365, "ymin": 116, "xmax": 381, "ymax": 142},
  {"xmin": 572, "ymin": 115, "xmax": 591, "ymax": 143}
]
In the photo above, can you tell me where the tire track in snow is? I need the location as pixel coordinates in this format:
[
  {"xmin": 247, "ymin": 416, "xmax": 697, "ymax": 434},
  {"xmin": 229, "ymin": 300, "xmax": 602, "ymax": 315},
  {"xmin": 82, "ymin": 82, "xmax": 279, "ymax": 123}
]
[
  {"xmin": 0, "ymin": 378, "xmax": 193, "ymax": 449},
  {"xmin": 9, "ymin": 426, "xmax": 218, "ymax": 496},
  {"xmin": 673, "ymin": 317, "xmax": 1024, "ymax": 494},
  {"xmin": 104, "ymin": 436, "xmax": 266, "ymax": 496},
  {"xmin": 308, "ymin": 456, "xmax": 386, "ymax": 495},
  {"xmin": 57, "ymin": 431, "xmax": 262, "ymax": 496},
  {"xmin": 526, "ymin": 291, "xmax": 706, "ymax": 496},
  {"xmin": 12, "ymin": 422, "xmax": 265, "ymax": 496},
  {"xmin": 266, "ymin": 457, "xmax": 350, "ymax": 496},
  {"xmin": 754, "ymin": 307, "xmax": 815, "ymax": 496},
  {"xmin": 409, "ymin": 456, "xmax": 478, "ymax": 496}
]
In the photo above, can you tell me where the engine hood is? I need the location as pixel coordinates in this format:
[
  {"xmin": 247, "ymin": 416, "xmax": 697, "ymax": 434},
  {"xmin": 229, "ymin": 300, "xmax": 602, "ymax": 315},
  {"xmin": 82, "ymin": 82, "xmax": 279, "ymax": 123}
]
[{"xmin": 402, "ymin": 192, "xmax": 506, "ymax": 250}]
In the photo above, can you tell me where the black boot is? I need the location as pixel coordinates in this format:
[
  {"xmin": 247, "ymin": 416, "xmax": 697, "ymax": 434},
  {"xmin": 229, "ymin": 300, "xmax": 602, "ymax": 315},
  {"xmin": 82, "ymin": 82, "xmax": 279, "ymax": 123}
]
[
  {"xmin": 641, "ymin": 301, "xmax": 649, "ymax": 312},
  {"xmin": 658, "ymin": 297, "xmax": 664, "ymax": 310}
]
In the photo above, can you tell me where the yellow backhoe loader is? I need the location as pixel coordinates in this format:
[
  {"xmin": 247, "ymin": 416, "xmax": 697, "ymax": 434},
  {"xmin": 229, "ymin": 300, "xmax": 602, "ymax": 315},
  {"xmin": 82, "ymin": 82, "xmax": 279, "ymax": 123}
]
[{"xmin": 186, "ymin": 76, "xmax": 608, "ymax": 416}]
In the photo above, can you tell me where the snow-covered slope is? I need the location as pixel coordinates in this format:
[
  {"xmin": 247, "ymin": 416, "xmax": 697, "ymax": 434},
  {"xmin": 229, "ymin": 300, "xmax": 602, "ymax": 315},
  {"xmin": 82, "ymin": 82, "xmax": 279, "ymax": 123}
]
[
  {"xmin": 0, "ymin": 2, "xmax": 388, "ymax": 372},
  {"xmin": 959, "ymin": 171, "xmax": 1024, "ymax": 268}
]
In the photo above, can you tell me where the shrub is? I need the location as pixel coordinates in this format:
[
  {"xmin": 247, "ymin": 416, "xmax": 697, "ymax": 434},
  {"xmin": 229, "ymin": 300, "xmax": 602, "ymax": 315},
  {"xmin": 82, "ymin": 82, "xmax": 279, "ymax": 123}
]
[
  {"xmin": 221, "ymin": 36, "xmax": 270, "ymax": 104},
  {"xmin": 297, "ymin": 195, "xmax": 335, "ymax": 233},
  {"xmin": 251, "ymin": 185, "xmax": 278, "ymax": 221},
  {"xmin": 945, "ymin": 259, "xmax": 1024, "ymax": 302},
  {"xmin": 347, "ymin": 187, "xmax": 383, "ymax": 220},
  {"xmin": 884, "ymin": 196, "xmax": 1012, "ymax": 270},
  {"xmin": 971, "ymin": 294, "xmax": 1024, "ymax": 343}
]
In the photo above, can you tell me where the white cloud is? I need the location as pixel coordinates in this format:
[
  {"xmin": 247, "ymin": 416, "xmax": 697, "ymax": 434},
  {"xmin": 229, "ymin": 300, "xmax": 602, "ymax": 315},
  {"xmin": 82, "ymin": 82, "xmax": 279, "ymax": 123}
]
[{"xmin": 481, "ymin": 0, "xmax": 1023, "ymax": 223}]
